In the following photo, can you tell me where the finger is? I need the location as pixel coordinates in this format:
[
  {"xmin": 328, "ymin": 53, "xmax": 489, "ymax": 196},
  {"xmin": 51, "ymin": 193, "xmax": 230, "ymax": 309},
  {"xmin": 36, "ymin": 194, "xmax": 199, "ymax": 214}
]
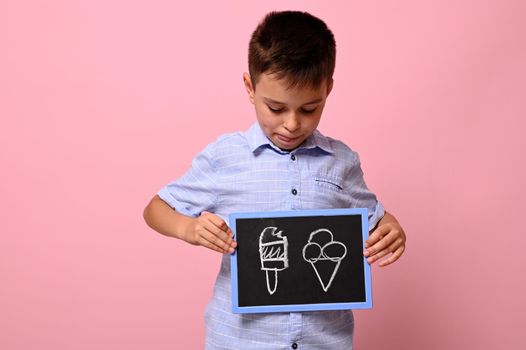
[
  {"xmin": 204, "ymin": 213, "xmax": 231, "ymax": 234},
  {"xmin": 203, "ymin": 226, "xmax": 235, "ymax": 252},
  {"xmin": 200, "ymin": 231, "xmax": 234, "ymax": 254},
  {"xmin": 202, "ymin": 220, "xmax": 236, "ymax": 250},
  {"xmin": 202, "ymin": 213, "xmax": 235, "ymax": 242},
  {"xmin": 364, "ymin": 230, "xmax": 398, "ymax": 257},
  {"xmin": 365, "ymin": 224, "xmax": 390, "ymax": 248},
  {"xmin": 367, "ymin": 236, "xmax": 405, "ymax": 264},
  {"xmin": 378, "ymin": 245, "xmax": 405, "ymax": 267},
  {"xmin": 199, "ymin": 212, "xmax": 231, "ymax": 236},
  {"xmin": 366, "ymin": 239, "xmax": 399, "ymax": 264},
  {"xmin": 197, "ymin": 234, "xmax": 231, "ymax": 254}
]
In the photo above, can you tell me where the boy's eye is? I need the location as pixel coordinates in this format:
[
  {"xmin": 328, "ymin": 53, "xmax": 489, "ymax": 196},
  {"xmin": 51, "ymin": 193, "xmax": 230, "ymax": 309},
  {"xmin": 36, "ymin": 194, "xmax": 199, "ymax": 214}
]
[
  {"xmin": 268, "ymin": 105, "xmax": 284, "ymax": 113},
  {"xmin": 301, "ymin": 108, "xmax": 317, "ymax": 114}
]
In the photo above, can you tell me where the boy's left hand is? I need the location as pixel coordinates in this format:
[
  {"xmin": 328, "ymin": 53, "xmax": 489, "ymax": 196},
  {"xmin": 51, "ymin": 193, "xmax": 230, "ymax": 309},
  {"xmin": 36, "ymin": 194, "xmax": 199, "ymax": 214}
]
[{"xmin": 364, "ymin": 212, "xmax": 406, "ymax": 267}]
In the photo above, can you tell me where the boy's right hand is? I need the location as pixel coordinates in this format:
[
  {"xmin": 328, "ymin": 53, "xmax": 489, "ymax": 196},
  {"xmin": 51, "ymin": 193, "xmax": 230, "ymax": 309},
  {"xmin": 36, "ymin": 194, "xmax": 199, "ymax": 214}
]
[{"xmin": 183, "ymin": 211, "xmax": 237, "ymax": 254}]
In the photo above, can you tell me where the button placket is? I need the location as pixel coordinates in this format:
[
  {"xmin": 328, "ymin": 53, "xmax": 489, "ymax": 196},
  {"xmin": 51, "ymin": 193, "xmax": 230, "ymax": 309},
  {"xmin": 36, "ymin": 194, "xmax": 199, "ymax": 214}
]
[
  {"xmin": 288, "ymin": 312, "xmax": 302, "ymax": 349},
  {"xmin": 289, "ymin": 153, "xmax": 300, "ymax": 208}
]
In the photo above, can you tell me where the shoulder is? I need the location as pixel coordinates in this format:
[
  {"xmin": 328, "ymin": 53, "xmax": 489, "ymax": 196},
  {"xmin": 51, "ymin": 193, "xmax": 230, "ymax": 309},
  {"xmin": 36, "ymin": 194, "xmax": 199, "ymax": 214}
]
[
  {"xmin": 197, "ymin": 130, "xmax": 253, "ymax": 169},
  {"xmin": 318, "ymin": 132, "xmax": 361, "ymax": 165},
  {"xmin": 204, "ymin": 130, "xmax": 251, "ymax": 154}
]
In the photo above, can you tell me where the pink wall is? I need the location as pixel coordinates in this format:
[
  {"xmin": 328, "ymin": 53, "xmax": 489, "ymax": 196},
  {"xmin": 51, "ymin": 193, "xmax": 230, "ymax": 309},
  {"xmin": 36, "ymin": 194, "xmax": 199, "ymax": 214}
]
[{"xmin": 1, "ymin": 1, "xmax": 524, "ymax": 349}]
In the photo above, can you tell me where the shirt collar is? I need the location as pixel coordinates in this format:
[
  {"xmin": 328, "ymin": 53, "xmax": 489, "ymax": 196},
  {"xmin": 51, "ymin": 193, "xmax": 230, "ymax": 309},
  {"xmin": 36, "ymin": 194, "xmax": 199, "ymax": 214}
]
[{"xmin": 245, "ymin": 122, "xmax": 333, "ymax": 154}]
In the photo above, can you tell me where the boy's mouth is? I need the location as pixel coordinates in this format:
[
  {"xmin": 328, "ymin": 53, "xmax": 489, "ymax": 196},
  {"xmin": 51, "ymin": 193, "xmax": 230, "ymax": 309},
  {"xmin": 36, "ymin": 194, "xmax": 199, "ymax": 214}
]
[
  {"xmin": 276, "ymin": 134, "xmax": 302, "ymax": 147},
  {"xmin": 276, "ymin": 134, "xmax": 301, "ymax": 143}
]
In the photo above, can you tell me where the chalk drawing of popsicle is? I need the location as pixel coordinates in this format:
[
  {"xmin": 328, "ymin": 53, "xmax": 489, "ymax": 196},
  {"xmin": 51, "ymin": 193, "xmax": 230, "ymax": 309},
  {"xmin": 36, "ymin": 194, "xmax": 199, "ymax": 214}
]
[
  {"xmin": 302, "ymin": 229, "xmax": 347, "ymax": 292},
  {"xmin": 259, "ymin": 227, "xmax": 289, "ymax": 295}
]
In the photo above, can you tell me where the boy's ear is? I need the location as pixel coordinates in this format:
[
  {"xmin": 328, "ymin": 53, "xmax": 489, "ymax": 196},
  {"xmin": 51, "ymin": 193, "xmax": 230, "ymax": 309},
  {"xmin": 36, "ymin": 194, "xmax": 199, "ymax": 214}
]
[
  {"xmin": 326, "ymin": 78, "xmax": 334, "ymax": 96},
  {"xmin": 243, "ymin": 72, "xmax": 255, "ymax": 104}
]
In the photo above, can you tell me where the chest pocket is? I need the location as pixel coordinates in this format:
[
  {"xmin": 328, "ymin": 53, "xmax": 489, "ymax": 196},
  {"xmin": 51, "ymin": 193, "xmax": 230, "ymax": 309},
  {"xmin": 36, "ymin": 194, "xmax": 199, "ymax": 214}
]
[
  {"xmin": 303, "ymin": 173, "xmax": 350, "ymax": 209},
  {"xmin": 314, "ymin": 176, "xmax": 344, "ymax": 191}
]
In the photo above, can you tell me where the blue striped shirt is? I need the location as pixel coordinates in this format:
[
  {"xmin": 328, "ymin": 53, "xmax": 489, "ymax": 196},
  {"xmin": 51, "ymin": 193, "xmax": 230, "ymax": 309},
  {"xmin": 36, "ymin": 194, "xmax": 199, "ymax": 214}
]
[{"xmin": 158, "ymin": 122, "xmax": 384, "ymax": 349}]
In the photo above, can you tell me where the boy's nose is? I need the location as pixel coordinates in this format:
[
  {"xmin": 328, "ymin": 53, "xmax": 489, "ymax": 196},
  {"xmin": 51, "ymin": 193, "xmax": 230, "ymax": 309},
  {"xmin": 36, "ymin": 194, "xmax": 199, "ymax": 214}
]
[{"xmin": 283, "ymin": 114, "xmax": 301, "ymax": 133}]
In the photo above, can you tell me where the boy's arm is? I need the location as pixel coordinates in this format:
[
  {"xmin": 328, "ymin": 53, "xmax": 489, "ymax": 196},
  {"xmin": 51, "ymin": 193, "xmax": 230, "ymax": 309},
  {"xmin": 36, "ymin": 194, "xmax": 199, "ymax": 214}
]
[
  {"xmin": 143, "ymin": 195, "xmax": 236, "ymax": 254},
  {"xmin": 364, "ymin": 211, "xmax": 406, "ymax": 267}
]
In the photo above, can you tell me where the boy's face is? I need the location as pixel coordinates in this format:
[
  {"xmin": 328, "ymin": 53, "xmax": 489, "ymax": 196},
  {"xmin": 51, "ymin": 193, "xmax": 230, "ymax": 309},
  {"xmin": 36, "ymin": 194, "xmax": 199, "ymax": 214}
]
[{"xmin": 243, "ymin": 72, "xmax": 333, "ymax": 151}]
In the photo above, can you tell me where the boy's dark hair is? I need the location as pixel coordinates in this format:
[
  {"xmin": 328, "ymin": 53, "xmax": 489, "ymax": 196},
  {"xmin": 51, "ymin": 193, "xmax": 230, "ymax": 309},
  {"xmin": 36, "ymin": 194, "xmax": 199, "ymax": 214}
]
[{"xmin": 248, "ymin": 11, "xmax": 336, "ymax": 90}]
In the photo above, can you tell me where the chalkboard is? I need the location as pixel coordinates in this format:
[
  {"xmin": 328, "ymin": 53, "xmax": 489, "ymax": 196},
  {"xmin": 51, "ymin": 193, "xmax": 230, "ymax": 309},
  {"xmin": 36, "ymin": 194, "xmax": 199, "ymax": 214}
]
[{"xmin": 229, "ymin": 208, "xmax": 372, "ymax": 314}]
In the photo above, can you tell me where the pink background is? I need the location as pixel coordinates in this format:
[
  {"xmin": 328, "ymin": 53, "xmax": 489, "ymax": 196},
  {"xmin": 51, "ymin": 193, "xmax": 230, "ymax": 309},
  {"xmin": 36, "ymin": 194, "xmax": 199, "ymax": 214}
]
[{"xmin": 1, "ymin": 1, "xmax": 525, "ymax": 349}]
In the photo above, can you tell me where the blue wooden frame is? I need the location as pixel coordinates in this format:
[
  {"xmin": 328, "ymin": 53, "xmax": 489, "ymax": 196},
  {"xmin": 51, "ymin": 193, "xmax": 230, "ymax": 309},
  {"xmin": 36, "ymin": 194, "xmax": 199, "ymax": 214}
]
[{"xmin": 229, "ymin": 208, "xmax": 372, "ymax": 314}]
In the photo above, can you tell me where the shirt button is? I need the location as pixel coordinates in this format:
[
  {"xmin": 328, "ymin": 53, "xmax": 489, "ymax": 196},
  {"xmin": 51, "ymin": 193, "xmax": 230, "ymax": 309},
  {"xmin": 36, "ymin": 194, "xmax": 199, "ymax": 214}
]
[
  {"xmin": 291, "ymin": 343, "xmax": 298, "ymax": 349},
  {"xmin": 291, "ymin": 189, "xmax": 298, "ymax": 195},
  {"xmin": 290, "ymin": 154, "xmax": 296, "ymax": 161}
]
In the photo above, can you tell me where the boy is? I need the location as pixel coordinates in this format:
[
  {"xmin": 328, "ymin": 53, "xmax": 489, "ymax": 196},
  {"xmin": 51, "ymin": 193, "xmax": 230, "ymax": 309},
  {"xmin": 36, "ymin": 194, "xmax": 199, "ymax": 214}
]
[{"xmin": 144, "ymin": 11, "xmax": 406, "ymax": 349}]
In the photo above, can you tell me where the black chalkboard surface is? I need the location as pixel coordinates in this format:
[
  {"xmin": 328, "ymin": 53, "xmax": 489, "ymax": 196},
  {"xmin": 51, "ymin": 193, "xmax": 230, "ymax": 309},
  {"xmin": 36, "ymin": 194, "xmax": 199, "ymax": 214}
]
[{"xmin": 229, "ymin": 208, "xmax": 372, "ymax": 314}]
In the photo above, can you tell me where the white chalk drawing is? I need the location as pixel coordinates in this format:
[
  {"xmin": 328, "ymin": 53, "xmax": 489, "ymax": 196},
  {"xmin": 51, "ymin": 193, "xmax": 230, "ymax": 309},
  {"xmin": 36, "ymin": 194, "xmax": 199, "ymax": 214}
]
[
  {"xmin": 302, "ymin": 229, "xmax": 347, "ymax": 292},
  {"xmin": 259, "ymin": 227, "xmax": 289, "ymax": 295}
]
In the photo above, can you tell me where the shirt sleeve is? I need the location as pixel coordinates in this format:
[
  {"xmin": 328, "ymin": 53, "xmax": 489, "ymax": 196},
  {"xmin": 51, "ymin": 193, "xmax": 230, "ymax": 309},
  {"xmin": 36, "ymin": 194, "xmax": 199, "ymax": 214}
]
[
  {"xmin": 157, "ymin": 143, "xmax": 217, "ymax": 217},
  {"xmin": 347, "ymin": 154, "xmax": 385, "ymax": 230}
]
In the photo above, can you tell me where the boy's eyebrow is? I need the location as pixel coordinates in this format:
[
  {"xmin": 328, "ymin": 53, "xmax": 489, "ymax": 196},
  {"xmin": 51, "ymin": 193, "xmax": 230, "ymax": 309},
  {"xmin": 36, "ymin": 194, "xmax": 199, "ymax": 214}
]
[{"xmin": 263, "ymin": 97, "xmax": 322, "ymax": 105}]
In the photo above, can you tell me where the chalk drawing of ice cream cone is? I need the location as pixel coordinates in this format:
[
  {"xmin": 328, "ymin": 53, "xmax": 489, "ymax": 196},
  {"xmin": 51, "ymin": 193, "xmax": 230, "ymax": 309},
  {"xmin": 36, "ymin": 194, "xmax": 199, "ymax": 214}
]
[
  {"xmin": 302, "ymin": 229, "xmax": 347, "ymax": 292},
  {"xmin": 259, "ymin": 227, "xmax": 289, "ymax": 295}
]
